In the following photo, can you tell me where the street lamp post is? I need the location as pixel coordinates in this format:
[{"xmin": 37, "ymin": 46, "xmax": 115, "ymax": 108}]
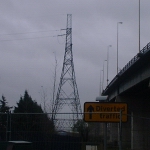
[
  {"xmin": 117, "ymin": 22, "xmax": 123, "ymax": 74},
  {"xmin": 99, "ymin": 70, "xmax": 103, "ymax": 96},
  {"xmin": 102, "ymin": 60, "xmax": 107, "ymax": 92},
  {"xmin": 107, "ymin": 45, "xmax": 112, "ymax": 86}
]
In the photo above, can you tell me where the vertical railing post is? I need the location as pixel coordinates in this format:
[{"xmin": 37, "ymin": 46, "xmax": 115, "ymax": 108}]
[
  {"xmin": 9, "ymin": 111, "xmax": 11, "ymax": 140},
  {"xmin": 6, "ymin": 112, "xmax": 9, "ymax": 141},
  {"xmin": 119, "ymin": 110, "xmax": 122, "ymax": 150},
  {"xmin": 104, "ymin": 122, "xmax": 107, "ymax": 150}
]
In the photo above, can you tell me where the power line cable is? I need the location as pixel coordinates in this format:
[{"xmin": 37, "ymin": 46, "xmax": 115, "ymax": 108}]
[
  {"xmin": 0, "ymin": 30, "xmax": 61, "ymax": 36},
  {"xmin": 0, "ymin": 35, "xmax": 58, "ymax": 42}
]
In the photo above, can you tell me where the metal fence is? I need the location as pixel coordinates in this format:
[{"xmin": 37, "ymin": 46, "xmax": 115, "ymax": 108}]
[{"xmin": 0, "ymin": 112, "xmax": 150, "ymax": 150}]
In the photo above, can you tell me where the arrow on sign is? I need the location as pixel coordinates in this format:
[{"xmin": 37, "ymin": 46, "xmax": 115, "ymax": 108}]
[{"xmin": 87, "ymin": 105, "xmax": 94, "ymax": 119}]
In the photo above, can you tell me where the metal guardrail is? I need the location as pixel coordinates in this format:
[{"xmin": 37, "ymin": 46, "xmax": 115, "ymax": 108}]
[{"xmin": 104, "ymin": 42, "xmax": 150, "ymax": 93}]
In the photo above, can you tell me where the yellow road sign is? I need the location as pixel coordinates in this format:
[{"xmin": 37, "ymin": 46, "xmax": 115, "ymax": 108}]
[{"xmin": 84, "ymin": 102, "xmax": 127, "ymax": 122}]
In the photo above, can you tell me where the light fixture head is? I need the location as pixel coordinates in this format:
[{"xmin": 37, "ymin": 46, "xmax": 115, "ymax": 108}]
[{"xmin": 96, "ymin": 96, "xmax": 108, "ymax": 101}]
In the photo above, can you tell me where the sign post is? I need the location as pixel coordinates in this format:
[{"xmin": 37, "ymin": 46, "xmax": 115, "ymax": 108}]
[
  {"xmin": 84, "ymin": 102, "xmax": 127, "ymax": 150},
  {"xmin": 119, "ymin": 109, "xmax": 122, "ymax": 150}
]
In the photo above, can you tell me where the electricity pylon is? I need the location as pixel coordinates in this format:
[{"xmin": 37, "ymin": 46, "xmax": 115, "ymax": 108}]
[{"xmin": 52, "ymin": 14, "xmax": 82, "ymax": 131}]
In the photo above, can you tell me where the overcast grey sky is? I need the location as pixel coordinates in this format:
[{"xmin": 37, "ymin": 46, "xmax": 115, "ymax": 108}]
[{"xmin": 0, "ymin": 0, "xmax": 150, "ymax": 111}]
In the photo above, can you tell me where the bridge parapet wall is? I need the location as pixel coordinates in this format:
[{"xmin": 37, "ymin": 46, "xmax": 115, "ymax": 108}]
[{"xmin": 103, "ymin": 42, "xmax": 150, "ymax": 100}]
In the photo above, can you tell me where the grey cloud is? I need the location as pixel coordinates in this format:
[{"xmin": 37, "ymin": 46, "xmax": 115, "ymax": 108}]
[{"xmin": 0, "ymin": 0, "xmax": 149, "ymax": 110}]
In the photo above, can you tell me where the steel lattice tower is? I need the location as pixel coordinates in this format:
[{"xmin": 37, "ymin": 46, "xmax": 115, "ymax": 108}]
[{"xmin": 52, "ymin": 14, "xmax": 82, "ymax": 131}]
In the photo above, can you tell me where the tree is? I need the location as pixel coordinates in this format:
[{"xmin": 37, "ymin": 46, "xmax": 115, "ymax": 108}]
[
  {"xmin": 0, "ymin": 95, "xmax": 11, "ymax": 141},
  {"xmin": 12, "ymin": 90, "xmax": 55, "ymax": 148},
  {"xmin": 14, "ymin": 90, "xmax": 43, "ymax": 113},
  {"xmin": 0, "ymin": 95, "xmax": 11, "ymax": 113},
  {"xmin": 72, "ymin": 119, "xmax": 89, "ymax": 142}
]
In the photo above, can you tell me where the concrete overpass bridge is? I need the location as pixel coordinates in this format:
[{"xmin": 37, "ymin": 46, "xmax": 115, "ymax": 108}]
[{"xmin": 102, "ymin": 42, "xmax": 150, "ymax": 150}]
